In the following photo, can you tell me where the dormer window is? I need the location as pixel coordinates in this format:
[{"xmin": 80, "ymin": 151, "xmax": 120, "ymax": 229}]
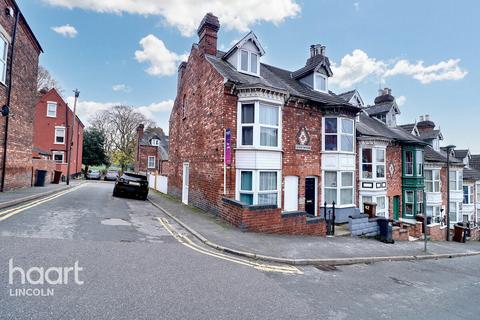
[
  {"xmin": 151, "ymin": 139, "xmax": 160, "ymax": 146},
  {"xmin": 314, "ymin": 73, "xmax": 327, "ymax": 92},
  {"xmin": 239, "ymin": 49, "xmax": 259, "ymax": 76}
]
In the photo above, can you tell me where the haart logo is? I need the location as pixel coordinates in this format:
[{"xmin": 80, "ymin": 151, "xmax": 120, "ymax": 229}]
[{"xmin": 8, "ymin": 258, "xmax": 84, "ymax": 297}]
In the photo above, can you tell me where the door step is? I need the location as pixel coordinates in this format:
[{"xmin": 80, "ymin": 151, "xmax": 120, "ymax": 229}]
[{"xmin": 333, "ymin": 223, "xmax": 351, "ymax": 237}]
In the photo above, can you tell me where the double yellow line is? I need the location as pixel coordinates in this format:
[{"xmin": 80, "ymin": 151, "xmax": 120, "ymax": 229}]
[
  {"xmin": 156, "ymin": 217, "xmax": 303, "ymax": 275},
  {"xmin": 0, "ymin": 184, "xmax": 86, "ymax": 221}
]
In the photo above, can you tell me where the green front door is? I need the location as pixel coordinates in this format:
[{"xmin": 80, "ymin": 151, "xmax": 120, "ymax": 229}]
[{"xmin": 393, "ymin": 196, "xmax": 400, "ymax": 220}]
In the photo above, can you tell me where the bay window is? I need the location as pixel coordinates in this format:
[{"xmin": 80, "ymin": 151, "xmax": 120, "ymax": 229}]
[
  {"xmin": 477, "ymin": 184, "xmax": 480, "ymax": 203},
  {"xmin": 323, "ymin": 117, "xmax": 354, "ymax": 152},
  {"xmin": 405, "ymin": 191, "xmax": 414, "ymax": 216},
  {"xmin": 417, "ymin": 190, "xmax": 424, "ymax": 214},
  {"xmin": 449, "ymin": 202, "xmax": 458, "ymax": 223},
  {"xmin": 416, "ymin": 150, "xmax": 424, "ymax": 177},
  {"xmin": 405, "ymin": 151, "xmax": 414, "ymax": 176},
  {"xmin": 238, "ymin": 102, "xmax": 280, "ymax": 149},
  {"xmin": 449, "ymin": 171, "xmax": 463, "ymax": 191},
  {"xmin": 360, "ymin": 195, "xmax": 387, "ymax": 217},
  {"xmin": 425, "ymin": 169, "xmax": 440, "ymax": 192},
  {"xmin": 361, "ymin": 148, "xmax": 386, "ymax": 179},
  {"xmin": 324, "ymin": 171, "xmax": 354, "ymax": 206},
  {"xmin": 237, "ymin": 170, "xmax": 279, "ymax": 206},
  {"xmin": 427, "ymin": 205, "xmax": 442, "ymax": 223}
]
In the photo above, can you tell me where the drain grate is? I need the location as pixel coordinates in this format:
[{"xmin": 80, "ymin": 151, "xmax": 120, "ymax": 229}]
[{"xmin": 314, "ymin": 264, "xmax": 338, "ymax": 272}]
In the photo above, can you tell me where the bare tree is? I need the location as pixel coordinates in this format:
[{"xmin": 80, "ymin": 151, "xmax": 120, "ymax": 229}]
[
  {"xmin": 37, "ymin": 65, "xmax": 63, "ymax": 93},
  {"xmin": 89, "ymin": 105, "xmax": 155, "ymax": 171}
]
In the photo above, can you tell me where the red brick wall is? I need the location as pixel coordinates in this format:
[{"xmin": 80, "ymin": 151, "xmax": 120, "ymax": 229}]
[
  {"xmin": 427, "ymin": 223, "xmax": 446, "ymax": 241},
  {"xmin": 220, "ymin": 198, "xmax": 326, "ymax": 235},
  {"xmin": 282, "ymin": 101, "xmax": 323, "ymax": 212},
  {"xmin": 33, "ymin": 89, "xmax": 84, "ymax": 178},
  {"xmin": 135, "ymin": 145, "xmax": 158, "ymax": 172},
  {"xmin": 440, "ymin": 166, "xmax": 447, "ymax": 207},
  {"xmin": 32, "ymin": 158, "xmax": 56, "ymax": 185},
  {"xmin": 168, "ymin": 44, "xmax": 229, "ymax": 215},
  {"xmin": 387, "ymin": 143, "xmax": 402, "ymax": 219},
  {"xmin": 0, "ymin": 2, "xmax": 42, "ymax": 190}
]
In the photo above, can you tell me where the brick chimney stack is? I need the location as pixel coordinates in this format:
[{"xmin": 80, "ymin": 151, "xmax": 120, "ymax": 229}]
[
  {"xmin": 137, "ymin": 124, "xmax": 144, "ymax": 141},
  {"xmin": 417, "ymin": 114, "xmax": 435, "ymax": 133},
  {"xmin": 197, "ymin": 13, "xmax": 220, "ymax": 55}
]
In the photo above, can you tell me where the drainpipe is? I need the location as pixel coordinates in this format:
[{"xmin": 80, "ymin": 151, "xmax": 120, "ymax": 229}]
[{"xmin": 0, "ymin": 9, "xmax": 20, "ymax": 192}]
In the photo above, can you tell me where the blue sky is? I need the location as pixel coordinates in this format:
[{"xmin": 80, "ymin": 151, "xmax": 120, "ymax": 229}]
[{"xmin": 21, "ymin": 0, "xmax": 480, "ymax": 153}]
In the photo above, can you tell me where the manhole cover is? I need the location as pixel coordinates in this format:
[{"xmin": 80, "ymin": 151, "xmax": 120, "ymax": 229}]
[{"xmin": 101, "ymin": 218, "xmax": 131, "ymax": 226}]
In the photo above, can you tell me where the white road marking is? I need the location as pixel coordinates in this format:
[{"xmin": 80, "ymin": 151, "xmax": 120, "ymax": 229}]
[
  {"xmin": 0, "ymin": 184, "xmax": 87, "ymax": 221},
  {"xmin": 156, "ymin": 217, "xmax": 303, "ymax": 275}
]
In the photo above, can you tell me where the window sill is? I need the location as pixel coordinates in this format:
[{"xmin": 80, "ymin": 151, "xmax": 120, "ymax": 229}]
[
  {"xmin": 54, "ymin": 142, "xmax": 65, "ymax": 145},
  {"xmin": 321, "ymin": 151, "xmax": 355, "ymax": 155},
  {"xmin": 46, "ymin": 115, "xmax": 57, "ymax": 118},
  {"xmin": 235, "ymin": 147, "xmax": 282, "ymax": 152}
]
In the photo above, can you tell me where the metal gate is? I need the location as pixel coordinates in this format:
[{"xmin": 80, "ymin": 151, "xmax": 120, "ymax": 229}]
[{"xmin": 324, "ymin": 201, "xmax": 336, "ymax": 236}]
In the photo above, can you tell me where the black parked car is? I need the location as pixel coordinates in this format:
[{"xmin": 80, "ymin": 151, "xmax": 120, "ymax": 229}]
[{"xmin": 113, "ymin": 172, "xmax": 149, "ymax": 200}]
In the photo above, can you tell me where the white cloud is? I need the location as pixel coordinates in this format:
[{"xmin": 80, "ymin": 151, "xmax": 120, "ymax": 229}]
[
  {"xmin": 383, "ymin": 59, "xmax": 468, "ymax": 84},
  {"xmin": 51, "ymin": 24, "xmax": 78, "ymax": 38},
  {"xmin": 396, "ymin": 95, "xmax": 406, "ymax": 106},
  {"xmin": 66, "ymin": 97, "xmax": 173, "ymax": 129},
  {"xmin": 330, "ymin": 49, "xmax": 468, "ymax": 88},
  {"xmin": 43, "ymin": 0, "xmax": 301, "ymax": 37},
  {"xmin": 330, "ymin": 49, "xmax": 387, "ymax": 88},
  {"xmin": 112, "ymin": 84, "xmax": 132, "ymax": 93},
  {"xmin": 135, "ymin": 35, "xmax": 188, "ymax": 76}
]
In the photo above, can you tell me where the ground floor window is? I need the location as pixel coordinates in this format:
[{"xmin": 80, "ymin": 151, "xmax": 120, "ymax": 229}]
[
  {"xmin": 324, "ymin": 171, "xmax": 354, "ymax": 206},
  {"xmin": 426, "ymin": 205, "xmax": 442, "ymax": 223},
  {"xmin": 449, "ymin": 201, "xmax": 462, "ymax": 224},
  {"xmin": 360, "ymin": 195, "xmax": 387, "ymax": 217},
  {"xmin": 403, "ymin": 189, "xmax": 424, "ymax": 217},
  {"xmin": 237, "ymin": 170, "xmax": 279, "ymax": 206},
  {"xmin": 147, "ymin": 156, "xmax": 156, "ymax": 169},
  {"xmin": 405, "ymin": 191, "xmax": 414, "ymax": 216},
  {"xmin": 52, "ymin": 151, "xmax": 65, "ymax": 163}
]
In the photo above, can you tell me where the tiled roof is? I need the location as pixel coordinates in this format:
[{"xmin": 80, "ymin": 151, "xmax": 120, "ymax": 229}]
[
  {"xmin": 356, "ymin": 112, "xmax": 426, "ymax": 145},
  {"xmin": 338, "ymin": 90, "xmax": 356, "ymax": 102},
  {"xmin": 399, "ymin": 123, "xmax": 416, "ymax": 134},
  {"xmin": 419, "ymin": 130, "xmax": 441, "ymax": 141},
  {"xmin": 463, "ymin": 167, "xmax": 480, "ymax": 181},
  {"xmin": 206, "ymin": 51, "xmax": 359, "ymax": 109},
  {"xmin": 32, "ymin": 146, "xmax": 51, "ymax": 156},
  {"xmin": 453, "ymin": 149, "xmax": 469, "ymax": 160},
  {"xmin": 291, "ymin": 54, "xmax": 333, "ymax": 79},
  {"xmin": 364, "ymin": 101, "xmax": 395, "ymax": 116},
  {"xmin": 471, "ymin": 155, "xmax": 480, "ymax": 170},
  {"xmin": 140, "ymin": 131, "xmax": 169, "ymax": 160}
]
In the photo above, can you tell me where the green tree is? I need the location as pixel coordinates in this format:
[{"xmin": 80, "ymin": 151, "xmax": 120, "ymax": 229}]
[{"xmin": 82, "ymin": 128, "xmax": 108, "ymax": 175}]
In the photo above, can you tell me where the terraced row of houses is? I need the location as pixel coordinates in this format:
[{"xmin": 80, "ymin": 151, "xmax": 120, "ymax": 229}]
[{"xmin": 165, "ymin": 13, "xmax": 480, "ymax": 236}]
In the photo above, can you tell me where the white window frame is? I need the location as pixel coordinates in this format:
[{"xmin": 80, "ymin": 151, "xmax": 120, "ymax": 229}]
[
  {"xmin": 236, "ymin": 169, "xmax": 281, "ymax": 207},
  {"xmin": 449, "ymin": 170, "xmax": 463, "ymax": 191},
  {"xmin": 360, "ymin": 147, "xmax": 386, "ymax": 180},
  {"xmin": 237, "ymin": 100, "xmax": 282, "ymax": 150},
  {"xmin": 425, "ymin": 169, "xmax": 441, "ymax": 193},
  {"xmin": 323, "ymin": 170, "xmax": 355, "ymax": 207},
  {"xmin": 449, "ymin": 201, "xmax": 461, "ymax": 224},
  {"xmin": 238, "ymin": 49, "xmax": 260, "ymax": 77},
  {"xmin": 52, "ymin": 151, "xmax": 65, "ymax": 164},
  {"xmin": 463, "ymin": 185, "xmax": 474, "ymax": 204},
  {"xmin": 427, "ymin": 205, "xmax": 442, "ymax": 223},
  {"xmin": 322, "ymin": 117, "xmax": 355, "ymax": 153},
  {"xmin": 47, "ymin": 101, "xmax": 57, "ymax": 118},
  {"xmin": 360, "ymin": 195, "xmax": 388, "ymax": 218},
  {"xmin": 416, "ymin": 150, "xmax": 424, "ymax": 177},
  {"xmin": 151, "ymin": 139, "xmax": 160, "ymax": 147},
  {"xmin": 54, "ymin": 126, "xmax": 66, "ymax": 145},
  {"xmin": 476, "ymin": 183, "xmax": 480, "ymax": 203},
  {"xmin": 147, "ymin": 156, "xmax": 156, "ymax": 169},
  {"xmin": 313, "ymin": 72, "xmax": 328, "ymax": 93},
  {"xmin": 0, "ymin": 34, "xmax": 7, "ymax": 85}
]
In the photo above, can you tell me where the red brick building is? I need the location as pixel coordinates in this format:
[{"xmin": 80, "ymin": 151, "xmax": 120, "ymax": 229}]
[
  {"xmin": 33, "ymin": 88, "xmax": 84, "ymax": 179},
  {"xmin": 0, "ymin": 0, "xmax": 43, "ymax": 191},
  {"xmin": 168, "ymin": 13, "xmax": 360, "ymax": 235},
  {"xmin": 134, "ymin": 124, "xmax": 169, "ymax": 175}
]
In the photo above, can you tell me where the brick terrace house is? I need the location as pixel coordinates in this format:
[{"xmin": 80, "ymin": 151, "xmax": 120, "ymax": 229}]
[
  {"xmin": 33, "ymin": 88, "xmax": 84, "ymax": 179},
  {"xmin": 0, "ymin": 0, "xmax": 42, "ymax": 191},
  {"xmin": 352, "ymin": 88, "xmax": 427, "ymax": 220},
  {"xmin": 452, "ymin": 149, "xmax": 480, "ymax": 224},
  {"xmin": 134, "ymin": 124, "xmax": 169, "ymax": 175},
  {"xmin": 168, "ymin": 13, "xmax": 362, "ymax": 235}
]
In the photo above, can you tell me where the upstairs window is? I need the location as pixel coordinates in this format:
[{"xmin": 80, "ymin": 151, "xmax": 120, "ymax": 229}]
[
  {"xmin": 47, "ymin": 102, "xmax": 57, "ymax": 117},
  {"xmin": 239, "ymin": 102, "xmax": 280, "ymax": 149},
  {"xmin": 405, "ymin": 151, "xmax": 414, "ymax": 176},
  {"xmin": 449, "ymin": 171, "xmax": 463, "ymax": 191},
  {"xmin": 416, "ymin": 150, "xmax": 424, "ymax": 177},
  {"xmin": 324, "ymin": 118, "xmax": 354, "ymax": 152},
  {"xmin": 239, "ymin": 50, "xmax": 259, "ymax": 76},
  {"xmin": 52, "ymin": 151, "xmax": 64, "ymax": 163},
  {"xmin": 361, "ymin": 148, "xmax": 386, "ymax": 179},
  {"xmin": 425, "ymin": 169, "xmax": 440, "ymax": 192},
  {"xmin": 463, "ymin": 185, "xmax": 474, "ymax": 204},
  {"xmin": 0, "ymin": 34, "xmax": 7, "ymax": 84},
  {"xmin": 314, "ymin": 73, "xmax": 327, "ymax": 92},
  {"xmin": 151, "ymin": 139, "xmax": 160, "ymax": 146},
  {"xmin": 55, "ymin": 127, "xmax": 65, "ymax": 144}
]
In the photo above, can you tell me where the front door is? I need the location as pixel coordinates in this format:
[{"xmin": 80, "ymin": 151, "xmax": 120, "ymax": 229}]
[
  {"xmin": 393, "ymin": 196, "xmax": 400, "ymax": 220},
  {"xmin": 305, "ymin": 177, "xmax": 316, "ymax": 216},
  {"xmin": 284, "ymin": 176, "xmax": 299, "ymax": 211},
  {"xmin": 182, "ymin": 162, "xmax": 189, "ymax": 205}
]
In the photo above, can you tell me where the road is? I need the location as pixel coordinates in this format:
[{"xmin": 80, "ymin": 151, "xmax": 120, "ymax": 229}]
[{"xmin": 0, "ymin": 182, "xmax": 479, "ymax": 319}]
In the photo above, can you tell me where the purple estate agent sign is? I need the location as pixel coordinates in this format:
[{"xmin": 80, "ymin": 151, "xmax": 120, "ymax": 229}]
[{"xmin": 225, "ymin": 129, "xmax": 231, "ymax": 165}]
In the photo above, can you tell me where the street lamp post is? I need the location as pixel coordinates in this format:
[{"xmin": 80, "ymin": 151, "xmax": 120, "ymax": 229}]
[
  {"xmin": 445, "ymin": 144, "xmax": 456, "ymax": 241},
  {"xmin": 66, "ymin": 89, "xmax": 80, "ymax": 186}
]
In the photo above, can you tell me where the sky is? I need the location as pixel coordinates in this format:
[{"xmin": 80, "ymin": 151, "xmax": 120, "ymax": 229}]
[{"xmin": 20, "ymin": 0, "xmax": 480, "ymax": 153}]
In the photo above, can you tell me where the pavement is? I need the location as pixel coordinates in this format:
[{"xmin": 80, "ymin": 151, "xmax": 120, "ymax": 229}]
[
  {"xmin": 148, "ymin": 190, "xmax": 480, "ymax": 264},
  {"xmin": 0, "ymin": 180, "xmax": 83, "ymax": 209},
  {"xmin": 1, "ymin": 182, "xmax": 479, "ymax": 319}
]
